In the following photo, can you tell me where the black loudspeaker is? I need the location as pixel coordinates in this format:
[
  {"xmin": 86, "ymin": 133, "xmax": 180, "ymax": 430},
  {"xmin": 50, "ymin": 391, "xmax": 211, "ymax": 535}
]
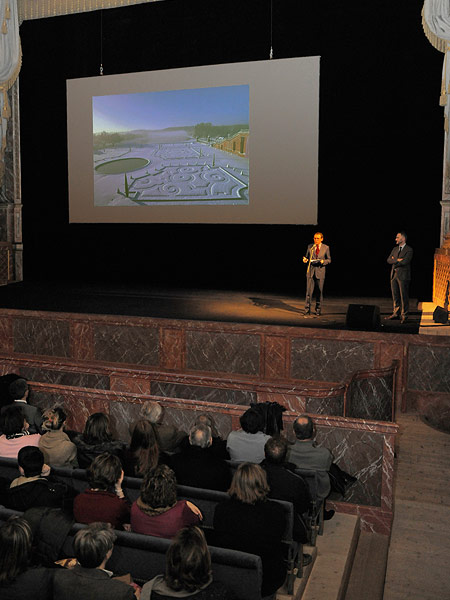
[
  {"xmin": 433, "ymin": 306, "xmax": 449, "ymax": 324},
  {"xmin": 346, "ymin": 304, "xmax": 381, "ymax": 331}
]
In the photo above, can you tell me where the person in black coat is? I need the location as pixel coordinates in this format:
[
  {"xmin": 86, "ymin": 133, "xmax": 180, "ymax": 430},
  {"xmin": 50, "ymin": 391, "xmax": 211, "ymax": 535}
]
[
  {"xmin": 0, "ymin": 516, "xmax": 53, "ymax": 600},
  {"xmin": 6, "ymin": 446, "xmax": 72, "ymax": 512},
  {"xmin": 261, "ymin": 436, "xmax": 311, "ymax": 544},
  {"xmin": 213, "ymin": 463, "xmax": 286, "ymax": 597},
  {"xmin": 170, "ymin": 424, "xmax": 231, "ymax": 491}
]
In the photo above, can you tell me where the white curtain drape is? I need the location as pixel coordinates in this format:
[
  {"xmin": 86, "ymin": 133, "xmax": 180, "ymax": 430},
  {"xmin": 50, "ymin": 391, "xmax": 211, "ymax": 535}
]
[{"xmin": 0, "ymin": 0, "xmax": 21, "ymax": 180}]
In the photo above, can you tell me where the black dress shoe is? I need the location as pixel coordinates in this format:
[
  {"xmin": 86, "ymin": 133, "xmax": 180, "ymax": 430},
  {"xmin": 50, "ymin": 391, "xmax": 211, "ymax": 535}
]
[
  {"xmin": 324, "ymin": 509, "xmax": 335, "ymax": 521},
  {"xmin": 304, "ymin": 307, "xmax": 311, "ymax": 315},
  {"xmin": 315, "ymin": 308, "xmax": 321, "ymax": 316},
  {"xmin": 387, "ymin": 314, "xmax": 400, "ymax": 320},
  {"xmin": 302, "ymin": 553, "xmax": 312, "ymax": 567}
]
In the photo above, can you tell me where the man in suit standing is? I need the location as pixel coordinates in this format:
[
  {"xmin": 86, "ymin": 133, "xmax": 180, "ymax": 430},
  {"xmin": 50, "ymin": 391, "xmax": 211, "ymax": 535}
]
[
  {"xmin": 303, "ymin": 232, "xmax": 331, "ymax": 316},
  {"xmin": 387, "ymin": 231, "xmax": 413, "ymax": 324}
]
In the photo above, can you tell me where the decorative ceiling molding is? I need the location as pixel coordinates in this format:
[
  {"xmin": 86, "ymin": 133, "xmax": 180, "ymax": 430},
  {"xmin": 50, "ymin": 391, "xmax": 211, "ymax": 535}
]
[{"xmin": 17, "ymin": 0, "xmax": 158, "ymax": 22}]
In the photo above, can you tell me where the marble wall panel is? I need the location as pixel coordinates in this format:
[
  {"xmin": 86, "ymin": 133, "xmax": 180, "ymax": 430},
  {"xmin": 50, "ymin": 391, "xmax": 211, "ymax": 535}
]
[
  {"xmin": 408, "ymin": 345, "xmax": 450, "ymax": 393},
  {"xmin": 93, "ymin": 323, "xmax": 159, "ymax": 366},
  {"xmin": 150, "ymin": 381, "xmax": 254, "ymax": 406},
  {"xmin": 306, "ymin": 395, "xmax": 344, "ymax": 416},
  {"xmin": 0, "ymin": 316, "xmax": 12, "ymax": 353},
  {"xmin": 30, "ymin": 389, "xmax": 110, "ymax": 432},
  {"xmin": 290, "ymin": 338, "xmax": 374, "ymax": 382},
  {"xmin": 71, "ymin": 322, "xmax": 94, "ymax": 362},
  {"xmin": 160, "ymin": 328, "xmax": 184, "ymax": 371},
  {"xmin": 264, "ymin": 336, "xmax": 288, "ymax": 379},
  {"xmin": 186, "ymin": 331, "xmax": 260, "ymax": 376},
  {"xmin": 19, "ymin": 366, "xmax": 109, "ymax": 390},
  {"xmin": 109, "ymin": 400, "xmax": 233, "ymax": 444},
  {"xmin": 416, "ymin": 392, "xmax": 450, "ymax": 433},
  {"xmin": 13, "ymin": 317, "xmax": 70, "ymax": 357},
  {"xmin": 346, "ymin": 375, "xmax": 394, "ymax": 421},
  {"xmin": 327, "ymin": 501, "xmax": 392, "ymax": 535},
  {"xmin": 110, "ymin": 375, "xmax": 151, "ymax": 395}
]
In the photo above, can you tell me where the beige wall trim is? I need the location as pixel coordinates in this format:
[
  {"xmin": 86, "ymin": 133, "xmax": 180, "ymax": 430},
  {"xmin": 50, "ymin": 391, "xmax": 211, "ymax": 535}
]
[{"xmin": 18, "ymin": 0, "xmax": 158, "ymax": 22}]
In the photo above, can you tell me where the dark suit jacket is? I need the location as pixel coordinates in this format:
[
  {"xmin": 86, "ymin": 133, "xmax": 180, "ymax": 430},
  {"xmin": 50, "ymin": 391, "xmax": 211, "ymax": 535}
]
[
  {"xmin": 387, "ymin": 244, "xmax": 413, "ymax": 281},
  {"xmin": 304, "ymin": 243, "xmax": 331, "ymax": 279},
  {"xmin": 169, "ymin": 445, "xmax": 232, "ymax": 491},
  {"xmin": 53, "ymin": 565, "xmax": 136, "ymax": 600}
]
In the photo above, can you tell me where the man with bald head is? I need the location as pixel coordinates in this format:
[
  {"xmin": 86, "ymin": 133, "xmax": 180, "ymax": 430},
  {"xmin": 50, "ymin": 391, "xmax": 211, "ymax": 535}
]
[
  {"xmin": 287, "ymin": 415, "xmax": 333, "ymax": 500},
  {"xmin": 169, "ymin": 423, "xmax": 231, "ymax": 491}
]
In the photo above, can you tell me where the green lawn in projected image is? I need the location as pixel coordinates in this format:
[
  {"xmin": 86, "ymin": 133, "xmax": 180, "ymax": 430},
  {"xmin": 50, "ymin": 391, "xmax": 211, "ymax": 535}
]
[{"xmin": 93, "ymin": 85, "xmax": 249, "ymax": 207}]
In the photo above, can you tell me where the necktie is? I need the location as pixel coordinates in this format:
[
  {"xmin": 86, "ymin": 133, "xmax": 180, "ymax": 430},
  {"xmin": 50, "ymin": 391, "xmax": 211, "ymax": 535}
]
[
  {"xmin": 315, "ymin": 245, "xmax": 319, "ymax": 257},
  {"xmin": 398, "ymin": 247, "xmax": 402, "ymax": 257}
]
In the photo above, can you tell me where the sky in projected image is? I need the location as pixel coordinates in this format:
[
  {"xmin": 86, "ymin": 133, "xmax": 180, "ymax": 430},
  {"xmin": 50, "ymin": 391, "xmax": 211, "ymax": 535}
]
[{"xmin": 93, "ymin": 85, "xmax": 249, "ymax": 207}]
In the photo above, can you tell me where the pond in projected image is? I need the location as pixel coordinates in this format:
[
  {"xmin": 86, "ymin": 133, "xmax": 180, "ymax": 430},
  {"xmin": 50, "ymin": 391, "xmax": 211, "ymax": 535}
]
[{"xmin": 93, "ymin": 85, "xmax": 249, "ymax": 207}]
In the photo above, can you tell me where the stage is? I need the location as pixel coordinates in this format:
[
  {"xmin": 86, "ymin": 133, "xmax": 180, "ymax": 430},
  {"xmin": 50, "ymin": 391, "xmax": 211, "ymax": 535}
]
[{"xmin": 0, "ymin": 281, "xmax": 422, "ymax": 333}]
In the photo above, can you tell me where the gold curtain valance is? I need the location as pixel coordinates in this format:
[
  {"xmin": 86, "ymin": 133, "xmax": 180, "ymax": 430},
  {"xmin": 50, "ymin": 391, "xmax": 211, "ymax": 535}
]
[{"xmin": 18, "ymin": 0, "xmax": 157, "ymax": 22}]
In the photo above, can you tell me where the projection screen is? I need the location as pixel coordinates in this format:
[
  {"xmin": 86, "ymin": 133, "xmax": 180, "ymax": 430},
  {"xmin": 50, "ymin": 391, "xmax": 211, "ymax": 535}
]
[{"xmin": 67, "ymin": 56, "xmax": 320, "ymax": 224}]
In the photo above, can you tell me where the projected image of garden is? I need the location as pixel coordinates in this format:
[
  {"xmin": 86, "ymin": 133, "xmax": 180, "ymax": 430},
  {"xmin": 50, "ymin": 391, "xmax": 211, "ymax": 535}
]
[{"xmin": 93, "ymin": 85, "xmax": 249, "ymax": 206}]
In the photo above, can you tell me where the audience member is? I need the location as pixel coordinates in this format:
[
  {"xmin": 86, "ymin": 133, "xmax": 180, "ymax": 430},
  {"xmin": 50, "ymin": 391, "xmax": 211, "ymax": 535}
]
[
  {"xmin": 179, "ymin": 413, "xmax": 229, "ymax": 459},
  {"xmin": 39, "ymin": 406, "xmax": 78, "ymax": 468},
  {"xmin": 4, "ymin": 378, "xmax": 43, "ymax": 434},
  {"xmin": 53, "ymin": 522, "xmax": 137, "ymax": 599},
  {"xmin": 6, "ymin": 446, "xmax": 70, "ymax": 511},
  {"xmin": 73, "ymin": 412, "xmax": 125, "ymax": 468},
  {"xmin": 131, "ymin": 464, "xmax": 201, "ymax": 538},
  {"xmin": 287, "ymin": 414, "xmax": 334, "ymax": 519},
  {"xmin": 0, "ymin": 405, "xmax": 41, "ymax": 458},
  {"xmin": 0, "ymin": 516, "xmax": 53, "ymax": 600},
  {"xmin": 122, "ymin": 419, "xmax": 166, "ymax": 478},
  {"xmin": 226, "ymin": 408, "xmax": 270, "ymax": 463},
  {"xmin": 213, "ymin": 463, "xmax": 286, "ymax": 598},
  {"xmin": 73, "ymin": 453, "xmax": 130, "ymax": 529},
  {"xmin": 0, "ymin": 373, "xmax": 21, "ymax": 410},
  {"xmin": 261, "ymin": 436, "xmax": 311, "ymax": 546},
  {"xmin": 140, "ymin": 526, "xmax": 234, "ymax": 600},
  {"xmin": 170, "ymin": 423, "xmax": 231, "ymax": 491},
  {"xmin": 139, "ymin": 401, "xmax": 186, "ymax": 453}
]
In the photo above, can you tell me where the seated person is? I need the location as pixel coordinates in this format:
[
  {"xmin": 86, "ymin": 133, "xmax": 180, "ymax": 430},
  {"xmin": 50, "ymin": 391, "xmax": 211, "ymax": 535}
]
[
  {"xmin": 261, "ymin": 436, "xmax": 311, "ymax": 545},
  {"xmin": 39, "ymin": 406, "xmax": 78, "ymax": 468},
  {"xmin": 130, "ymin": 464, "xmax": 202, "ymax": 538},
  {"xmin": 179, "ymin": 413, "xmax": 229, "ymax": 459},
  {"xmin": 0, "ymin": 405, "xmax": 40, "ymax": 459},
  {"xmin": 139, "ymin": 401, "xmax": 186, "ymax": 453},
  {"xmin": 73, "ymin": 453, "xmax": 130, "ymax": 530},
  {"xmin": 7, "ymin": 446, "xmax": 71, "ymax": 511},
  {"xmin": 0, "ymin": 516, "xmax": 53, "ymax": 600},
  {"xmin": 53, "ymin": 522, "xmax": 137, "ymax": 599},
  {"xmin": 213, "ymin": 462, "xmax": 286, "ymax": 598},
  {"xmin": 73, "ymin": 412, "xmax": 125, "ymax": 469},
  {"xmin": 122, "ymin": 419, "xmax": 167, "ymax": 478},
  {"xmin": 170, "ymin": 423, "xmax": 231, "ymax": 491},
  {"xmin": 140, "ymin": 526, "xmax": 234, "ymax": 600},
  {"xmin": 226, "ymin": 408, "xmax": 270, "ymax": 463},
  {"xmin": 0, "ymin": 373, "xmax": 21, "ymax": 411},
  {"xmin": 3, "ymin": 378, "xmax": 43, "ymax": 434},
  {"xmin": 287, "ymin": 414, "xmax": 334, "ymax": 519}
]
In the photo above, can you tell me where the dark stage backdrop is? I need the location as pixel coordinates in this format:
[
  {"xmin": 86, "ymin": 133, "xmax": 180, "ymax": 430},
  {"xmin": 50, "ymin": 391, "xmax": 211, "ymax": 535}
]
[{"xmin": 18, "ymin": 0, "xmax": 443, "ymax": 300}]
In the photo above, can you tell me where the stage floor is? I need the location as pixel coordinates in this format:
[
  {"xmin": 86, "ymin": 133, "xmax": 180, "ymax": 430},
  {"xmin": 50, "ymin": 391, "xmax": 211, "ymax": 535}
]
[{"xmin": 0, "ymin": 281, "xmax": 422, "ymax": 334}]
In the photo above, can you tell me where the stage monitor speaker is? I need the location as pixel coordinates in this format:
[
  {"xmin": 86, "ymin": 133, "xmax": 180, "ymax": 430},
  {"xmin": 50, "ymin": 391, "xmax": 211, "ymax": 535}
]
[
  {"xmin": 433, "ymin": 305, "xmax": 449, "ymax": 324},
  {"xmin": 346, "ymin": 304, "xmax": 381, "ymax": 331}
]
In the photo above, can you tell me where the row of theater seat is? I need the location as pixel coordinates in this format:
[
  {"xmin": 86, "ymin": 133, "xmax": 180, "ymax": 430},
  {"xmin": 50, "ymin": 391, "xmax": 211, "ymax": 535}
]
[{"xmin": 0, "ymin": 457, "xmax": 327, "ymax": 597}]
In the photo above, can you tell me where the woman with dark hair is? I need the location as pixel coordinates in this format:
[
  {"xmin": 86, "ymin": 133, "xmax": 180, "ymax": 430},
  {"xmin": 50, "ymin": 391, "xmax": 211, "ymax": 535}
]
[
  {"xmin": 226, "ymin": 408, "xmax": 270, "ymax": 463},
  {"xmin": 39, "ymin": 406, "xmax": 78, "ymax": 468},
  {"xmin": 130, "ymin": 464, "xmax": 202, "ymax": 538},
  {"xmin": 213, "ymin": 462, "xmax": 286, "ymax": 598},
  {"xmin": 140, "ymin": 526, "xmax": 233, "ymax": 600},
  {"xmin": 122, "ymin": 419, "xmax": 166, "ymax": 477},
  {"xmin": 74, "ymin": 452, "xmax": 130, "ymax": 529},
  {"xmin": 74, "ymin": 412, "xmax": 125, "ymax": 468},
  {"xmin": 0, "ymin": 516, "xmax": 52, "ymax": 599},
  {"xmin": 0, "ymin": 405, "xmax": 40, "ymax": 459}
]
